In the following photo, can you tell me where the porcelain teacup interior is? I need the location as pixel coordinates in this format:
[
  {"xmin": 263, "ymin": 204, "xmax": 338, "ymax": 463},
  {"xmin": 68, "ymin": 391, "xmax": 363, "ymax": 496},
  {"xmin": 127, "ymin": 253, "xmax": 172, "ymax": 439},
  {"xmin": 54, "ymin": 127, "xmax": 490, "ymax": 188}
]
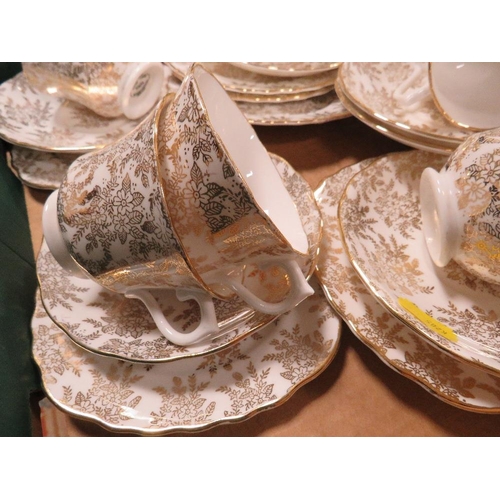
[
  {"xmin": 393, "ymin": 62, "xmax": 500, "ymax": 130},
  {"xmin": 156, "ymin": 63, "xmax": 314, "ymax": 316},
  {"xmin": 22, "ymin": 62, "xmax": 165, "ymax": 120}
]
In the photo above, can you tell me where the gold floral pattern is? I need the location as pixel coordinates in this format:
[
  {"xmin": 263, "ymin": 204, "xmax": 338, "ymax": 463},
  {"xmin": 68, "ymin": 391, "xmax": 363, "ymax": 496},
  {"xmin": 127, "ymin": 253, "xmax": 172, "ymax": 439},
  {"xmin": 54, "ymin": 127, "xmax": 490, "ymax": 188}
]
[
  {"xmin": 339, "ymin": 62, "xmax": 472, "ymax": 143},
  {"xmin": 441, "ymin": 131, "xmax": 500, "ymax": 284},
  {"xmin": 0, "ymin": 67, "xmax": 172, "ymax": 153},
  {"xmin": 337, "ymin": 150, "xmax": 500, "ymax": 376},
  {"xmin": 31, "ymin": 279, "xmax": 342, "ymax": 435},
  {"xmin": 315, "ymin": 156, "xmax": 500, "ymax": 412}
]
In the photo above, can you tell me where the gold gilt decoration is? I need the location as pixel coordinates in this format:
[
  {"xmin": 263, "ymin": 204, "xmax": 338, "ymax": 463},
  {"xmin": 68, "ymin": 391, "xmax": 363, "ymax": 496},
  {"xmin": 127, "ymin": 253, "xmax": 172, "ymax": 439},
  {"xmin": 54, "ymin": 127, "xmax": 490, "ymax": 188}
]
[
  {"xmin": 315, "ymin": 154, "xmax": 500, "ymax": 412},
  {"xmin": 31, "ymin": 279, "xmax": 342, "ymax": 435},
  {"xmin": 0, "ymin": 71, "xmax": 172, "ymax": 153},
  {"xmin": 337, "ymin": 150, "xmax": 500, "ymax": 376}
]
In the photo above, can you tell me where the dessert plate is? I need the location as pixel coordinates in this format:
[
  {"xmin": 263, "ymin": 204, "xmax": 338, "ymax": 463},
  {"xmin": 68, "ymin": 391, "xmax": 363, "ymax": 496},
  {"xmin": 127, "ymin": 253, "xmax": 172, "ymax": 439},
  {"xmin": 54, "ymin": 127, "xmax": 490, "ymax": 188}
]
[
  {"xmin": 162, "ymin": 67, "xmax": 349, "ymax": 126},
  {"xmin": 338, "ymin": 150, "xmax": 500, "ymax": 375},
  {"xmin": 32, "ymin": 277, "xmax": 341, "ymax": 436},
  {"xmin": 315, "ymin": 157, "xmax": 500, "ymax": 413},
  {"xmin": 6, "ymin": 146, "xmax": 78, "ymax": 190},
  {"xmin": 338, "ymin": 62, "xmax": 472, "ymax": 147},
  {"xmin": 238, "ymin": 89, "xmax": 350, "ymax": 126},
  {"xmin": 230, "ymin": 62, "xmax": 341, "ymax": 77},
  {"xmin": 37, "ymin": 154, "xmax": 323, "ymax": 362},
  {"xmin": 166, "ymin": 62, "xmax": 339, "ymax": 95},
  {"xmin": 335, "ymin": 79, "xmax": 454, "ymax": 156},
  {"xmin": 0, "ymin": 65, "xmax": 173, "ymax": 153}
]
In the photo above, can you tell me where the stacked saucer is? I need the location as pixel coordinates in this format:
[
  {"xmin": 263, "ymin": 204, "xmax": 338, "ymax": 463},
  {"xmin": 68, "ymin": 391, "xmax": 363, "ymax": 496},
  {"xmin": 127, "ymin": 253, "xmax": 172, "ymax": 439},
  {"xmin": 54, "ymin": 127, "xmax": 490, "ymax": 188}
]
[
  {"xmin": 29, "ymin": 63, "xmax": 343, "ymax": 435},
  {"xmin": 314, "ymin": 149, "xmax": 500, "ymax": 413},
  {"xmin": 165, "ymin": 62, "xmax": 350, "ymax": 125},
  {"xmin": 0, "ymin": 63, "xmax": 176, "ymax": 190},
  {"xmin": 335, "ymin": 62, "xmax": 474, "ymax": 156}
]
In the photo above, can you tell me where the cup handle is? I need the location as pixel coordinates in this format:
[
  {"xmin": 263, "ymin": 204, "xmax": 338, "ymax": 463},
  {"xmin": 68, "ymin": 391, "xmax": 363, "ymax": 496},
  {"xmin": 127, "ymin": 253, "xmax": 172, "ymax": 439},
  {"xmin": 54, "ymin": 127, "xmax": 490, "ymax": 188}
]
[
  {"xmin": 393, "ymin": 64, "xmax": 430, "ymax": 111},
  {"xmin": 222, "ymin": 257, "xmax": 314, "ymax": 316},
  {"xmin": 124, "ymin": 288, "xmax": 219, "ymax": 346}
]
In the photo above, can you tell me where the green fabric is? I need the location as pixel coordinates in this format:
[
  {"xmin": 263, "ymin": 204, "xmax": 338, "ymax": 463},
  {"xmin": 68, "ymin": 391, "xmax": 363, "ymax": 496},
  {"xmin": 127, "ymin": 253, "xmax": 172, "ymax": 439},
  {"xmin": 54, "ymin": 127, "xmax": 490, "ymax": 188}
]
[{"xmin": 0, "ymin": 62, "xmax": 41, "ymax": 436}]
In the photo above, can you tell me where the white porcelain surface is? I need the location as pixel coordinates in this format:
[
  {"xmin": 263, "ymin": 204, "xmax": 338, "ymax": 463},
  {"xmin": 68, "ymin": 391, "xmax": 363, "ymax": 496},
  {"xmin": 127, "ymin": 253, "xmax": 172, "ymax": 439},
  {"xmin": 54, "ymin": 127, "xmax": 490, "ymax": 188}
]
[
  {"xmin": 32, "ymin": 277, "xmax": 341, "ymax": 435},
  {"xmin": 430, "ymin": 63, "xmax": 500, "ymax": 130},
  {"xmin": 165, "ymin": 68, "xmax": 349, "ymax": 126},
  {"xmin": 338, "ymin": 149, "xmax": 500, "ymax": 375},
  {"xmin": 167, "ymin": 62, "xmax": 339, "ymax": 95},
  {"xmin": 6, "ymin": 146, "xmax": 78, "ymax": 190},
  {"xmin": 420, "ymin": 128, "xmax": 500, "ymax": 285},
  {"xmin": 335, "ymin": 79, "xmax": 454, "ymax": 156},
  {"xmin": 0, "ymin": 65, "xmax": 173, "ymax": 153},
  {"xmin": 230, "ymin": 62, "xmax": 340, "ymax": 77},
  {"xmin": 315, "ymin": 157, "xmax": 500, "ymax": 412},
  {"xmin": 338, "ymin": 62, "xmax": 473, "ymax": 147},
  {"xmin": 37, "ymin": 154, "xmax": 323, "ymax": 362}
]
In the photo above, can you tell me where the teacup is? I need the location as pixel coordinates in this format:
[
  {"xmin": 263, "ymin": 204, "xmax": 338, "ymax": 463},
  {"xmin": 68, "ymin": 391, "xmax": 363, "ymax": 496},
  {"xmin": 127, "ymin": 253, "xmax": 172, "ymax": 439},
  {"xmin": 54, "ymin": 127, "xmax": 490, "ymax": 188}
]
[
  {"xmin": 420, "ymin": 127, "xmax": 500, "ymax": 285},
  {"xmin": 393, "ymin": 62, "xmax": 500, "ymax": 130},
  {"xmin": 22, "ymin": 62, "xmax": 165, "ymax": 119},
  {"xmin": 156, "ymin": 63, "xmax": 314, "ymax": 314},
  {"xmin": 43, "ymin": 93, "xmax": 220, "ymax": 346}
]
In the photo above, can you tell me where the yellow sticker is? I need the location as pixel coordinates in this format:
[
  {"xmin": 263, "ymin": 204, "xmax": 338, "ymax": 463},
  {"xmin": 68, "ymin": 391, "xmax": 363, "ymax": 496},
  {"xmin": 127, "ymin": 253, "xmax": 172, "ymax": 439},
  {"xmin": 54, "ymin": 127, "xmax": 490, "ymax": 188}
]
[{"xmin": 398, "ymin": 297, "xmax": 458, "ymax": 343}]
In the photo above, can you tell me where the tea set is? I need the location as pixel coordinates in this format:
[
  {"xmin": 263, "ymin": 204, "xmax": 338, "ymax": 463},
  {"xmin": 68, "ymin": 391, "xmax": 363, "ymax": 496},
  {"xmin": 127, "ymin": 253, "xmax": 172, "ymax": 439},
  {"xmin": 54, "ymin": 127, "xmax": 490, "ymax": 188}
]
[{"xmin": 3, "ymin": 61, "xmax": 500, "ymax": 433}]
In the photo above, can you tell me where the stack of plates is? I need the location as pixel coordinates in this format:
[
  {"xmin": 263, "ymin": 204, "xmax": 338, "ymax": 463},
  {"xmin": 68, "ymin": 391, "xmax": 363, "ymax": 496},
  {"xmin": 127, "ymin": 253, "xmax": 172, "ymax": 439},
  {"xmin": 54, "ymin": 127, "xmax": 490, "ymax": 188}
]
[
  {"xmin": 335, "ymin": 62, "xmax": 474, "ymax": 156},
  {"xmin": 165, "ymin": 62, "xmax": 350, "ymax": 126},
  {"xmin": 30, "ymin": 151, "xmax": 342, "ymax": 434},
  {"xmin": 314, "ymin": 149, "xmax": 500, "ymax": 413}
]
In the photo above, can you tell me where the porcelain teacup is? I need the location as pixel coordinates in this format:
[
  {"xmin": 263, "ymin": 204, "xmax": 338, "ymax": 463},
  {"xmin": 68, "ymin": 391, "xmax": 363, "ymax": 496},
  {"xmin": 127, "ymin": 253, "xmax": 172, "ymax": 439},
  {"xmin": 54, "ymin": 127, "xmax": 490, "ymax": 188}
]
[
  {"xmin": 393, "ymin": 62, "xmax": 500, "ymax": 130},
  {"xmin": 420, "ymin": 127, "xmax": 500, "ymax": 285},
  {"xmin": 42, "ymin": 93, "xmax": 222, "ymax": 346},
  {"xmin": 22, "ymin": 62, "xmax": 165, "ymax": 120},
  {"xmin": 156, "ymin": 63, "xmax": 315, "ymax": 315}
]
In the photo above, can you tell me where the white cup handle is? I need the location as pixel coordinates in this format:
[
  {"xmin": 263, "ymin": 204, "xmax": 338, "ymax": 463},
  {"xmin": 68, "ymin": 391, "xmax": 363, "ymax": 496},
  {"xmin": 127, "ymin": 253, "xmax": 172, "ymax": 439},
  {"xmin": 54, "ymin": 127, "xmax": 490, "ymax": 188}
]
[
  {"xmin": 393, "ymin": 64, "xmax": 431, "ymax": 111},
  {"xmin": 124, "ymin": 288, "xmax": 219, "ymax": 346},
  {"xmin": 222, "ymin": 257, "xmax": 314, "ymax": 315}
]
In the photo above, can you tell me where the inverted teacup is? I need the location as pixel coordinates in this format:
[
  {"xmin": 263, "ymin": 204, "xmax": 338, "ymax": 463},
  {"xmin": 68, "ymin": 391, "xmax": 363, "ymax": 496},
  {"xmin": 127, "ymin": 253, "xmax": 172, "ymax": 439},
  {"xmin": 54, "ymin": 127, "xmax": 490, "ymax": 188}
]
[
  {"xmin": 393, "ymin": 62, "xmax": 500, "ymax": 130},
  {"xmin": 420, "ymin": 127, "xmax": 500, "ymax": 285},
  {"xmin": 23, "ymin": 62, "xmax": 165, "ymax": 120},
  {"xmin": 156, "ymin": 63, "xmax": 314, "ymax": 315},
  {"xmin": 42, "ymin": 93, "xmax": 221, "ymax": 346}
]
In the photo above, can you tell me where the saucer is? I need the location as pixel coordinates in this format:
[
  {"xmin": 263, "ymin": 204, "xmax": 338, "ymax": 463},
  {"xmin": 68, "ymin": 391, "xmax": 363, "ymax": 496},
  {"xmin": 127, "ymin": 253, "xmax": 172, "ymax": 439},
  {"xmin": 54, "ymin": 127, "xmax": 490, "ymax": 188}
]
[
  {"xmin": 6, "ymin": 146, "xmax": 78, "ymax": 190},
  {"xmin": 230, "ymin": 62, "xmax": 341, "ymax": 77},
  {"xmin": 167, "ymin": 62, "xmax": 339, "ymax": 95},
  {"xmin": 335, "ymin": 79, "xmax": 454, "ymax": 156},
  {"xmin": 315, "ymin": 157, "xmax": 500, "ymax": 412},
  {"xmin": 32, "ymin": 278, "xmax": 341, "ymax": 436},
  {"xmin": 0, "ymin": 65, "xmax": 173, "ymax": 153},
  {"xmin": 338, "ymin": 63, "xmax": 472, "ymax": 147},
  {"xmin": 37, "ymin": 154, "xmax": 323, "ymax": 362},
  {"xmin": 162, "ymin": 67, "xmax": 349, "ymax": 126},
  {"xmin": 338, "ymin": 150, "xmax": 500, "ymax": 376}
]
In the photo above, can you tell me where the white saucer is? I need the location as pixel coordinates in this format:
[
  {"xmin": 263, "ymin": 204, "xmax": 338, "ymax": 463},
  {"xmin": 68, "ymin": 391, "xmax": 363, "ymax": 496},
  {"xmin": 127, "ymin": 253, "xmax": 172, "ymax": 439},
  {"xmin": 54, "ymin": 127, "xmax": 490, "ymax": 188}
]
[
  {"xmin": 167, "ymin": 62, "xmax": 339, "ymax": 95},
  {"xmin": 315, "ymin": 157, "xmax": 500, "ymax": 412},
  {"xmin": 335, "ymin": 80, "xmax": 453, "ymax": 156},
  {"xmin": 6, "ymin": 146, "xmax": 78, "ymax": 190},
  {"xmin": 37, "ymin": 154, "xmax": 323, "ymax": 362},
  {"xmin": 32, "ymin": 277, "xmax": 341, "ymax": 435},
  {"xmin": 338, "ymin": 150, "xmax": 500, "ymax": 376},
  {"xmin": 338, "ymin": 62, "xmax": 472, "ymax": 149},
  {"xmin": 0, "ymin": 65, "xmax": 173, "ymax": 153},
  {"xmin": 164, "ymin": 66, "xmax": 350, "ymax": 126},
  {"xmin": 230, "ymin": 62, "xmax": 341, "ymax": 77}
]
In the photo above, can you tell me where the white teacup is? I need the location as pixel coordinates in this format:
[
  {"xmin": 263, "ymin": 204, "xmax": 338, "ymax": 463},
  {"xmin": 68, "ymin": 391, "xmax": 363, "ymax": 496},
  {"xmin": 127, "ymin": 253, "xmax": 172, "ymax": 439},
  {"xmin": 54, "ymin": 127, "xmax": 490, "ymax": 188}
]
[
  {"xmin": 393, "ymin": 62, "xmax": 500, "ymax": 130},
  {"xmin": 23, "ymin": 62, "xmax": 165, "ymax": 119},
  {"xmin": 420, "ymin": 127, "xmax": 500, "ymax": 285},
  {"xmin": 156, "ymin": 63, "xmax": 314, "ymax": 315},
  {"xmin": 43, "ymin": 94, "xmax": 220, "ymax": 346}
]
